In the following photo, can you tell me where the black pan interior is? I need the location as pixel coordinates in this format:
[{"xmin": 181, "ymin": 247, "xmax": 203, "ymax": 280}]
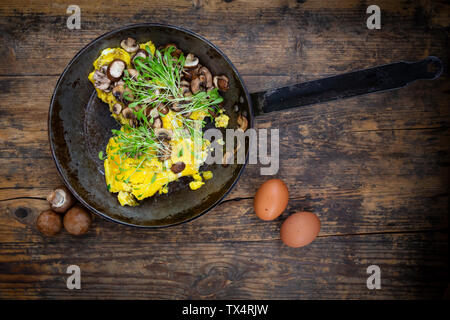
[{"xmin": 48, "ymin": 24, "xmax": 252, "ymax": 227}]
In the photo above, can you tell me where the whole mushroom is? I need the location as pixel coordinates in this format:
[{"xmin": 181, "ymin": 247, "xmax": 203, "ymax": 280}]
[
  {"xmin": 63, "ymin": 206, "xmax": 92, "ymax": 236},
  {"xmin": 46, "ymin": 186, "xmax": 75, "ymax": 213},
  {"xmin": 36, "ymin": 210, "xmax": 62, "ymax": 236}
]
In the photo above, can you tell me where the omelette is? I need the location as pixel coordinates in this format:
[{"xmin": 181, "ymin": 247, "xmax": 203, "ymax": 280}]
[{"xmin": 88, "ymin": 38, "xmax": 229, "ymax": 206}]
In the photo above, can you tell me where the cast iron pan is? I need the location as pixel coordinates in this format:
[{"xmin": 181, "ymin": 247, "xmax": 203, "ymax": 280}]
[{"xmin": 48, "ymin": 23, "xmax": 443, "ymax": 228}]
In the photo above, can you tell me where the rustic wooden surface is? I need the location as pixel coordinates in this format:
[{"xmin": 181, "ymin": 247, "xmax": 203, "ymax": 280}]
[{"xmin": 0, "ymin": 0, "xmax": 449, "ymax": 299}]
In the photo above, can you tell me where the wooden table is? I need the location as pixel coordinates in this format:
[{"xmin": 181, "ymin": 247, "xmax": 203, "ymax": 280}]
[{"xmin": 0, "ymin": 0, "xmax": 448, "ymax": 299}]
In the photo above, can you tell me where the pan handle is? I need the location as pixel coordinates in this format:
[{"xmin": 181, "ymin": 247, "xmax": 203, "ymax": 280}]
[{"xmin": 250, "ymin": 56, "xmax": 443, "ymax": 115}]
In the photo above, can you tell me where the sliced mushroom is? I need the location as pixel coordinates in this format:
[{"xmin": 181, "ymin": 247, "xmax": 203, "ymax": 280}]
[
  {"xmin": 184, "ymin": 53, "xmax": 199, "ymax": 69},
  {"xmin": 182, "ymin": 86, "xmax": 192, "ymax": 97},
  {"xmin": 112, "ymin": 103, "xmax": 122, "ymax": 115},
  {"xmin": 213, "ymin": 75, "xmax": 229, "ymax": 91},
  {"xmin": 161, "ymin": 43, "xmax": 183, "ymax": 58},
  {"xmin": 155, "ymin": 128, "xmax": 174, "ymax": 141},
  {"xmin": 191, "ymin": 74, "xmax": 206, "ymax": 94},
  {"xmin": 146, "ymin": 107, "xmax": 159, "ymax": 119},
  {"xmin": 171, "ymin": 162, "xmax": 186, "ymax": 174},
  {"xmin": 107, "ymin": 59, "xmax": 126, "ymax": 82},
  {"xmin": 157, "ymin": 103, "xmax": 170, "ymax": 115},
  {"xmin": 180, "ymin": 80, "xmax": 190, "ymax": 87},
  {"xmin": 199, "ymin": 66, "xmax": 213, "ymax": 89},
  {"xmin": 208, "ymin": 106, "xmax": 219, "ymax": 118},
  {"xmin": 132, "ymin": 49, "xmax": 149, "ymax": 66},
  {"xmin": 127, "ymin": 68, "xmax": 139, "ymax": 79},
  {"xmin": 112, "ymin": 84, "xmax": 125, "ymax": 101},
  {"xmin": 170, "ymin": 102, "xmax": 183, "ymax": 112},
  {"xmin": 120, "ymin": 37, "xmax": 139, "ymax": 53},
  {"xmin": 93, "ymin": 70, "xmax": 111, "ymax": 90},
  {"xmin": 182, "ymin": 64, "xmax": 201, "ymax": 81},
  {"xmin": 152, "ymin": 117, "xmax": 162, "ymax": 129},
  {"xmin": 124, "ymin": 87, "xmax": 135, "ymax": 102},
  {"xmin": 237, "ymin": 114, "xmax": 248, "ymax": 131},
  {"xmin": 122, "ymin": 107, "xmax": 135, "ymax": 119}
]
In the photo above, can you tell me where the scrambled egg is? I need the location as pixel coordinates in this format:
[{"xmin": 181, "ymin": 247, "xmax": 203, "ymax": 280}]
[{"xmin": 89, "ymin": 41, "xmax": 225, "ymax": 206}]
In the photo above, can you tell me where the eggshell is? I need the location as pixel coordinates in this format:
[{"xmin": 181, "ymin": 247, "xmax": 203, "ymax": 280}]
[
  {"xmin": 280, "ymin": 212, "xmax": 321, "ymax": 248},
  {"xmin": 254, "ymin": 179, "xmax": 289, "ymax": 221}
]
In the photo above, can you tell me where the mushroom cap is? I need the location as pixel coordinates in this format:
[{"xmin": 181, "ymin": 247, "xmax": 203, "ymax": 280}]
[
  {"xmin": 37, "ymin": 210, "xmax": 62, "ymax": 236},
  {"xmin": 63, "ymin": 206, "xmax": 92, "ymax": 236},
  {"xmin": 171, "ymin": 162, "xmax": 186, "ymax": 174}
]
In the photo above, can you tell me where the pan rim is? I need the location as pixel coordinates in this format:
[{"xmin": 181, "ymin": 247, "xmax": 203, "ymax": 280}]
[{"xmin": 48, "ymin": 22, "xmax": 253, "ymax": 228}]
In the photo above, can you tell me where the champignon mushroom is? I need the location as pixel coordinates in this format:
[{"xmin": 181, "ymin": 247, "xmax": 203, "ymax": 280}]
[
  {"xmin": 132, "ymin": 49, "xmax": 148, "ymax": 66},
  {"xmin": 237, "ymin": 114, "xmax": 248, "ymax": 132},
  {"xmin": 182, "ymin": 86, "xmax": 192, "ymax": 97},
  {"xmin": 208, "ymin": 107, "xmax": 219, "ymax": 118},
  {"xmin": 182, "ymin": 64, "xmax": 201, "ymax": 81},
  {"xmin": 36, "ymin": 210, "xmax": 62, "ymax": 236},
  {"xmin": 171, "ymin": 162, "xmax": 186, "ymax": 174},
  {"xmin": 120, "ymin": 37, "xmax": 139, "ymax": 53},
  {"xmin": 63, "ymin": 205, "xmax": 92, "ymax": 236},
  {"xmin": 122, "ymin": 107, "xmax": 135, "ymax": 119},
  {"xmin": 127, "ymin": 68, "xmax": 139, "ymax": 79},
  {"xmin": 157, "ymin": 103, "xmax": 169, "ymax": 115},
  {"xmin": 191, "ymin": 74, "xmax": 206, "ymax": 94},
  {"xmin": 152, "ymin": 117, "xmax": 162, "ymax": 129},
  {"xmin": 155, "ymin": 128, "xmax": 173, "ymax": 140},
  {"xmin": 123, "ymin": 87, "xmax": 135, "ymax": 103},
  {"xmin": 184, "ymin": 53, "xmax": 199, "ymax": 69},
  {"xmin": 112, "ymin": 84, "xmax": 125, "ymax": 101},
  {"xmin": 213, "ymin": 75, "xmax": 229, "ymax": 91},
  {"xmin": 170, "ymin": 102, "xmax": 183, "ymax": 112},
  {"xmin": 162, "ymin": 43, "xmax": 183, "ymax": 58},
  {"xmin": 112, "ymin": 103, "xmax": 122, "ymax": 115},
  {"xmin": 46, "ymin": 187, "xmax": 75, "ymax": 213},
  {"xmin": 107, "ymin": 59, "xmax": 126, "ymax": 82},
  {"xmin": 93, "ymin": 70, "xmax": 111, "ymax": 90},
  {"xmin": 199, "ymin": 66, "xmax": 213, "ymax": 89},
  {"xmin": 180, "ymin": 80, "xmax": 190, "ymax": 87}
]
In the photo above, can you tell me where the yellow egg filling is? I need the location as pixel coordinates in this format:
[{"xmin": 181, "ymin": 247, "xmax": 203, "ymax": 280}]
[{"xmin": 89, "ymin": 41, "xmax": 227, "ymax": 206}]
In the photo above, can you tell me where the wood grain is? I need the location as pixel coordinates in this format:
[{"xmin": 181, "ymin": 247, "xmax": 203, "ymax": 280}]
[
  {"xmin": 0, "ymin": 0, "xmax": 448, "ymax": 299},
  {"xmin": 0, "ymin": 231, "xmax": 447, "ymax": 299}
]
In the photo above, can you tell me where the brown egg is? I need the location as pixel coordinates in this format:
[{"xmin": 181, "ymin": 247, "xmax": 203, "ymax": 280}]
[
  {"xmin": 254, "ymin": 179, "xmax": 289, "ymax": 221},
  {"xmin": 280, "ymin": 212, "xmax": 321, "ymax": 248}
]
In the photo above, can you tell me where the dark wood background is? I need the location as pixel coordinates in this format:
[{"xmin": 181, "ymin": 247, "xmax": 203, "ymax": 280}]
[{"xmin": 0, "ymin": 0, "xmax": 448, "ymax": 299}]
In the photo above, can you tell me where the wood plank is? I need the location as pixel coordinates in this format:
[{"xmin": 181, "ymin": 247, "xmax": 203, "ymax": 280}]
[
  {"xmin": 0, "ymin": 231, "xmax": 447, "ymax": 299},
  {"xmin": 0, "ymin": 187, "xmax": 447, "ymax": 243},
  {"xmin": 0, "ymin": 0, "xmax": 448, "ymax": 76}
]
